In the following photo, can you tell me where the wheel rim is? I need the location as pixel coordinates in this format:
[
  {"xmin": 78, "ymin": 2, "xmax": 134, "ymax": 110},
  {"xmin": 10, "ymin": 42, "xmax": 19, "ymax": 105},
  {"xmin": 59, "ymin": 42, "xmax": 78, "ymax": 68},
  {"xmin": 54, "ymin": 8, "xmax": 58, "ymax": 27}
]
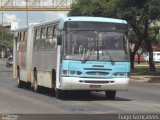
[
  {"xmin": 34, "ymin": 81, "xmax": 38, "ymax": 91},
  {"xmin": 34, "ymin": 70, "xmax": 39, "ymax": 92},
  {"xmin": 17, "ymin": 69, "xmax": 20, "ymax": 85},
  {"xmin": 17, "ymin": 77, "xmax": 20, "ymax": 85}
]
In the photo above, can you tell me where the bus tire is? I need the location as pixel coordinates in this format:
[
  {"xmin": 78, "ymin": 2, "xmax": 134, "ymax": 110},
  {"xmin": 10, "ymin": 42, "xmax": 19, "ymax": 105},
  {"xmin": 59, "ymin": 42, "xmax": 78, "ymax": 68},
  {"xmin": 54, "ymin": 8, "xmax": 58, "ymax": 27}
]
[
  {"xmin": 52, "ymin": 69, "xmax": 56, "ymax": 88},
  {"xmin": 25, "ymin": 82, "xmax": 31, "ymax": 89},
  {"xmin": 105, "ymin": 90, "xmax": 116, "ymax": 100},
  {"xmin": 17, "ymin": 67, "xmax": 24, "ymax": 88},
  {"xmin": 33, "ymin": 69, "xmax": 40, "ymax": 92},
  {"xmin": 55, "ymin": 89, "xmax": 65, "ymax": 99}
]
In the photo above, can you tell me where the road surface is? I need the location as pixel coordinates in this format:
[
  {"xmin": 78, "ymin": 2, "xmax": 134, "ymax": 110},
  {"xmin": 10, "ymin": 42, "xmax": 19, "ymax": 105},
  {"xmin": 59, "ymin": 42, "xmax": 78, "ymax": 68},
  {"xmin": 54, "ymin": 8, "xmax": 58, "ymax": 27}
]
[{"xmin": 0, "ymin": 64, "xmax": 160, "ymax": 115}]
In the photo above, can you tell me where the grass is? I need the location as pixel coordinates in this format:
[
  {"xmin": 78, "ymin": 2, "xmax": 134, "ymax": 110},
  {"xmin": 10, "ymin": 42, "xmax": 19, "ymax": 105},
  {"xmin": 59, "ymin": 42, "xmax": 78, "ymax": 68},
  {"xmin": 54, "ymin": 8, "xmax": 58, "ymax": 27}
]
[{"xmin": 131, "ymin": 63, "xmax": 160, "ymax": 76}]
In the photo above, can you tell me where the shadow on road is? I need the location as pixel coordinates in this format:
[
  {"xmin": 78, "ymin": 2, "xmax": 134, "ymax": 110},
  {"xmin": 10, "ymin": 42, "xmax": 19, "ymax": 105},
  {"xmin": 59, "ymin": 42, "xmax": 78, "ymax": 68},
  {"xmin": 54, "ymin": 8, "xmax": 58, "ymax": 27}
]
[{"xmin": 18, "ymin": 86, "xmax": 132, "ymax": 101}]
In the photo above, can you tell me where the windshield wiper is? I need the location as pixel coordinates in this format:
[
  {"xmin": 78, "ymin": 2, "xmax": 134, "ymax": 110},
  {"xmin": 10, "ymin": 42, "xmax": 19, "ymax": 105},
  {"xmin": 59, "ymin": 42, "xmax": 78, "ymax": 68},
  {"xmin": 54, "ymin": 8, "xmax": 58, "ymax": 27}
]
[{"xmin": 81, "ymin": 53, "xmax": 90, "ymax": 63}]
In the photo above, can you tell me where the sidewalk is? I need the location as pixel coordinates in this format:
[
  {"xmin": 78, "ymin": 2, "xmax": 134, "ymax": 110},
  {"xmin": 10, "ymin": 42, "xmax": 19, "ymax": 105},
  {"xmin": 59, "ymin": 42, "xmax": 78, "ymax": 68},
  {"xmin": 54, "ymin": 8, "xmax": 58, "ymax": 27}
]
[{"xmin": 130, "ymin": 74, "xmax": 160, "ymax": 83}]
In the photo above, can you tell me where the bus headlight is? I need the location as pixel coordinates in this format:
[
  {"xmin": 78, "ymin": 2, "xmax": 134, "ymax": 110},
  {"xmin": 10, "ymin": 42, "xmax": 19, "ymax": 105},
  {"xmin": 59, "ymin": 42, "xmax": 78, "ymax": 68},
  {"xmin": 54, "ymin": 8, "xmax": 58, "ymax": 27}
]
[
  {"xmin": 71, "ymin": 71, "xmax": 82, "ymax": 75},
  {"xmin": 113, "ymin": 72, "xmax": 118, "ymax": 76},
  {"xmin": 112, "ymin": 72, "xmax": 127, "ymax": 76},
  {"xmin": 77, "ymin": 71, "xmax": 82, "ymax": 75},
  {"xmin": 62, "ymin": 70, "xmax": 82, "ymax": 76},
  {"xmin": 119, "ymin": 72, "xmax": 125, "ymax": 76},
  {"xmin": 70, "ymin": 71, "xmax": 76, "ymax": 75}
]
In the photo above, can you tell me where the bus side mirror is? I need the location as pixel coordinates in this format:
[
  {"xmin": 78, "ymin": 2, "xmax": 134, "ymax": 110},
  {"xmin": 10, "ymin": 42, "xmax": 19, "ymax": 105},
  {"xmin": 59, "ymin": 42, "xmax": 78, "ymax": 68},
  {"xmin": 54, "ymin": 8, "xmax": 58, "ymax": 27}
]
[{"xmin": 57, "ymin": 35, "xmax": 62, "ymax": 45}]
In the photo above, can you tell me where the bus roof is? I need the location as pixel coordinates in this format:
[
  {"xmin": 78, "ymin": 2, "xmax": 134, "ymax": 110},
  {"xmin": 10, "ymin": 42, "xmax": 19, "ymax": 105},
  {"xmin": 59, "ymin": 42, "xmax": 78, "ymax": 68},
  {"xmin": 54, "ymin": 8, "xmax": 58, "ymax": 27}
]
[
  {"xmin": 59, "ymin": 16, "xmax": 127, "ymax": 29},
  {"xmin": 32, "ymin": 16, "xmax": 127, "ymax": 28},
  {"xmin": 61, "ymin": 16, "xmax": 127, "ymax": 24},
  {"xmin": 14, "ymin": 17, "xmax": 127, "ymax": 31}
]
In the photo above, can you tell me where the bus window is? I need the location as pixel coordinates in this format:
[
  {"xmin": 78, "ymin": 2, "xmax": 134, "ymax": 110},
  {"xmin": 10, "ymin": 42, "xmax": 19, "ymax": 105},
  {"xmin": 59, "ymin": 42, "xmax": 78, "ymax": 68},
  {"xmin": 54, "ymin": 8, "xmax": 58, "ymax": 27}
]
[
  {"xmin": 47, "ymin": 26, "xmax": 53, "ymax": 38},
  {"xmin": 52, "ymin": 25, "xmax": 59, "ymax": 49},
  {"xmin": 19, "ymin": 32, "xmax": 23, "ymax": 51},
  {"xmin": 22, "ymin": 31, "xmax": 28, "ymax": 51},
  {"xmin": 46, "ymin": 26, "xmax": 53, "ymax": 49},
  {"xmin": 42, "ymin": 27, "xmax": 47, "ymax": 39},
  {"xmin": 34, "ymin": 28, "xmax": 41, "ymax": 50},
  {"xmin": 40, "ymin": 27, "xmax": 47, "ymax": 49},
  {"xmin": 36, "ymin": 29, "xmax": 41, "ymax": 40},
  {"xmin": 54, "ymin": 25, "xmax": 59, "ymax": 37}
]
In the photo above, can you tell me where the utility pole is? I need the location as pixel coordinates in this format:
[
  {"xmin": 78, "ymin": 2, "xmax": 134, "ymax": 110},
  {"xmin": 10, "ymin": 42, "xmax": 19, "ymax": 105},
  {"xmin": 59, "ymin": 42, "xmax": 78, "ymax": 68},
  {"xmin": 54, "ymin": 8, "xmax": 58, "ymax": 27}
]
[
  {"xmin": 2, "ymin": 12, "xmax": 3, "ymax": 40},
  {"xmin": 26, "ymin": 0, "xmax": 29, "ymax": 26},
  {"xmin": 0, "ymin": 12, "xmax": 3, "ymax": 50},
  {"xmin": 27, "ymin": 10, "xmax": 28, "ymax": 26}
]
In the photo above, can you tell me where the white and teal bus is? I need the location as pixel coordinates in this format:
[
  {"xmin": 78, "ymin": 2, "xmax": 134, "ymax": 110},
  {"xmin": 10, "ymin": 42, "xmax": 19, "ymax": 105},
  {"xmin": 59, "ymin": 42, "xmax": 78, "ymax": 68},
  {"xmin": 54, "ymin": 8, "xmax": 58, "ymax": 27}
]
[{"xmin": 13, "ymin": 17, "xmax": 130, "ymax": 99}]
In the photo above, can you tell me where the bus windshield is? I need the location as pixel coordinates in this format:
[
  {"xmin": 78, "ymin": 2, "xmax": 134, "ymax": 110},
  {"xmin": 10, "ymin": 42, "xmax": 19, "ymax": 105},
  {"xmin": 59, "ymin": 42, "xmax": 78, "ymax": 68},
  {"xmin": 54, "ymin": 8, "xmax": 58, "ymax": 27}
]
[{"xmin": 63, "ymin": 30, "xmax": 129, "ymax": 62}]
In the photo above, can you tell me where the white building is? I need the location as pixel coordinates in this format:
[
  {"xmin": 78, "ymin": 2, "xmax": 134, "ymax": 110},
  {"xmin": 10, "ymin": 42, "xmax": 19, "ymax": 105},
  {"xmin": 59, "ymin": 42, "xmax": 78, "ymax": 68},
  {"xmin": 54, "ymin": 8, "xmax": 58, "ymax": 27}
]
[{"xmin": 0, "ymin": 20, "xmax": 19, "ymax": 30}]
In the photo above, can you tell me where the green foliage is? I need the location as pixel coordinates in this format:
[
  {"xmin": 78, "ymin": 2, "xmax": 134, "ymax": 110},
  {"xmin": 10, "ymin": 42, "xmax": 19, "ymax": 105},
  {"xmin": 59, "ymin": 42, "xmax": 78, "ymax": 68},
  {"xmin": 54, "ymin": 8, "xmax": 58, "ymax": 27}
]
[
  {"xmin": 131, "ymin": 64, "xmax": 160, "ymax": 75},
  {"xmin": 68, "ymin": 0, "xmax": 118, "ymax": 17},
  {"xmin": 69, "ymin": 0, "xmax": 160, "ymax": 71},
  {"xmin": 149, "ymin": 26, "xmax": 160, "ymax": 39},
  {"xmin": 0, "ymin": 25, "xmax": 14, "ymax": 50}
]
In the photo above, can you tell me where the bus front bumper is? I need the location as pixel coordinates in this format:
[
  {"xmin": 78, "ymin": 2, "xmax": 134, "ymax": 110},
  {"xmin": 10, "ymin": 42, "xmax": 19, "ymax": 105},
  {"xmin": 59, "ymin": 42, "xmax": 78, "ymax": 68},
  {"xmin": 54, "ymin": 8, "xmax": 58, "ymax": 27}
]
[{"xmin": 60, "ymin": 77, "xmax": 130, "ymax": 91}]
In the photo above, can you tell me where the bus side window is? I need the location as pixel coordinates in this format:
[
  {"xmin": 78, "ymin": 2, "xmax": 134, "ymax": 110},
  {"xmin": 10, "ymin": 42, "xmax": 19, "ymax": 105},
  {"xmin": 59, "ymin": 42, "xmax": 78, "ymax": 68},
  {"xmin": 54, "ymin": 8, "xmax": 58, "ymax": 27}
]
[
  {"xmin": 21, "ymin": 31, "xmax": 28, "ymax": 52},
  {"xmin": 53, "ymin": 25, "xmax": 60, "ymax": 48},
  {"xmin": 53, "ymin": 25, "xmax": 59, "ymax": 49},
  {"xmin": 34, "ymin": 28, "xmax": 41, "ymax": 50},
  {"xmin": 46, "ymin": 26, "xmax": 53, "ymax": 50},
  {"xmin": 42, "ymin": 27, "xmax": 47, "ymax": 39},
  {"xmin": 54, "ymin": 25, "xmax": 60, "ymax": 36},
  {"xmin": 41, "ymin": 27, "xmax": 47, "ymax": 49},
  {"xmin": 19, "ymin": 32, "xmax": 23, "ymax": 51}
]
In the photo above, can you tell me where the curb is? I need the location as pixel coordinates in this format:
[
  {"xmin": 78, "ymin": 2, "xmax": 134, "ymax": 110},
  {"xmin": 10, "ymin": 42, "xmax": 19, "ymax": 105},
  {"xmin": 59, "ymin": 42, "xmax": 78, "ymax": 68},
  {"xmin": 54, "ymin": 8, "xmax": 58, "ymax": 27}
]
[
  {"xmin": 130, "ymin": 76, "xmax": 160, "ymax": 83},
  {"xmin": 130, "ymin": 76, "xmax": 150, "ymax": 82}
]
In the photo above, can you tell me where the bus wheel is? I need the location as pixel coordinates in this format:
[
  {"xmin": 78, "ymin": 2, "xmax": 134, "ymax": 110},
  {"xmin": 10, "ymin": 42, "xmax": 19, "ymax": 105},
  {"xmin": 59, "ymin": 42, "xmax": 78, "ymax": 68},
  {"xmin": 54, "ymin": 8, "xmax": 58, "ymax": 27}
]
[
  {"xmin": 17, "ymin": 68, "xmax": 24, "ymax": 88},
  {"xmin": 25, "ymin": 82, "xmax": 31, "ymax": 89},
  {"xmin": 34, "ymin": 80, "xmax": 40, "ymax": 92},
  {"xmin": 105, "ymin": 90, "xmax": 116, "ymax": 100},
  {"xmin": 33, "ymin": 70, "xmax": 40, "ymax": 92},
  {"xmin": 55, "ymin": 89, "xmax": 65, "ymax": 99}
]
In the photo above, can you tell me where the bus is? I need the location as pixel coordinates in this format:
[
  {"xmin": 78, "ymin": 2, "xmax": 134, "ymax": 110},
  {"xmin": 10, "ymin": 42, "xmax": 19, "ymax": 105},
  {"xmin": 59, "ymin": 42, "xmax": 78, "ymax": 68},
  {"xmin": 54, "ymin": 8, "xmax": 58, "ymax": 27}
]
[{"xmin": 13, "ymin": 17, "xmax": 130, "ymax": 100}]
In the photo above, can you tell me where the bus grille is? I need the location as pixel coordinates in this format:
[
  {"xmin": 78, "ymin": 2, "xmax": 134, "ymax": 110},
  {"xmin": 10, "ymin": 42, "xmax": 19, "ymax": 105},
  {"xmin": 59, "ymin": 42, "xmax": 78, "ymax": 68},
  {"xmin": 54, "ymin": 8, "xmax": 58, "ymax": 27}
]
[
  {"xmin": 86, "ymin": 71, "xmax": 109, "ymax": 76},
  {"xmin": 79, "ymin": 80, "xmax": 114, "ymax": 84},
  {"xmin": 84, "ymin": 68, "xmax": 112, "ymax": 71}
]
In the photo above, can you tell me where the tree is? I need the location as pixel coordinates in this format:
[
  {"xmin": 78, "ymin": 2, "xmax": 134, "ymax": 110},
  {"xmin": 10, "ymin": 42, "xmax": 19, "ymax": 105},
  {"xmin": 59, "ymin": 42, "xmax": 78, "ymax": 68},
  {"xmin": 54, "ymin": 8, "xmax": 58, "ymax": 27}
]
[
  {"xmin": 68, "ymin": 0, "xmax": 118, "ymax": 17},
  {"xmin": 116, "ymin": 0, "xmax": 160, "ymax": 71},
  {"xmin": 0, "ymin": 25, "xmax": 14, "ymax": 57},
  {"xmin": 69, "ymin": 0, "xmax": 160, "ymax": 71}
]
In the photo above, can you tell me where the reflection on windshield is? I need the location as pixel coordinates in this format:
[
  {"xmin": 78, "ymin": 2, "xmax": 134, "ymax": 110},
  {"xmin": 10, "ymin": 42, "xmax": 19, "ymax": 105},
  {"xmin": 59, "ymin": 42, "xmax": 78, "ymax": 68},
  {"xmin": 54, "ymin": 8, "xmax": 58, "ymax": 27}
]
[{"xmin": 63, "ymin": 31, "xmax": 129, "ymax": 62}]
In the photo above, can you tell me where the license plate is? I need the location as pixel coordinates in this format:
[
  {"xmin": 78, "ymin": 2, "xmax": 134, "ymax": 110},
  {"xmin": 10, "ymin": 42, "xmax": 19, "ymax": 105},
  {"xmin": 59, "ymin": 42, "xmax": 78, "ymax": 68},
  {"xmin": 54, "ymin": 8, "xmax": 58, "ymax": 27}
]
[{"xmin": 90, "ymin": 85, "xmax": 101, "ymax": 88}]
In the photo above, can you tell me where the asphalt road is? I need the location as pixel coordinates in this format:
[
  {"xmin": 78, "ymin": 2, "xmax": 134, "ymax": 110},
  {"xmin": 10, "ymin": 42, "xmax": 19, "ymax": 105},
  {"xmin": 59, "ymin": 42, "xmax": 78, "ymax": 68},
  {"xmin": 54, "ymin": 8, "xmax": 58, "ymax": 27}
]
[{"xmin": 0, "ymin": 64, "xmax": 160, "ymax": 115}]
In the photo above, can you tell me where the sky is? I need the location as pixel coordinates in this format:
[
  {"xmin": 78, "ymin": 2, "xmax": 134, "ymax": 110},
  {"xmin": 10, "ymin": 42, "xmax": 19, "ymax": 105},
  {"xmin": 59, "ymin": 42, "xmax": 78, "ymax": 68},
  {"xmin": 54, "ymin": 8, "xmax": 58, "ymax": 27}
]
[
  {"xmin": 0, "ymin": 0, "xmax": 74, "ymax": 28},
  {"xmin": 0, "ymin": 11, "xmax": 68, "ymax": 28}
]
